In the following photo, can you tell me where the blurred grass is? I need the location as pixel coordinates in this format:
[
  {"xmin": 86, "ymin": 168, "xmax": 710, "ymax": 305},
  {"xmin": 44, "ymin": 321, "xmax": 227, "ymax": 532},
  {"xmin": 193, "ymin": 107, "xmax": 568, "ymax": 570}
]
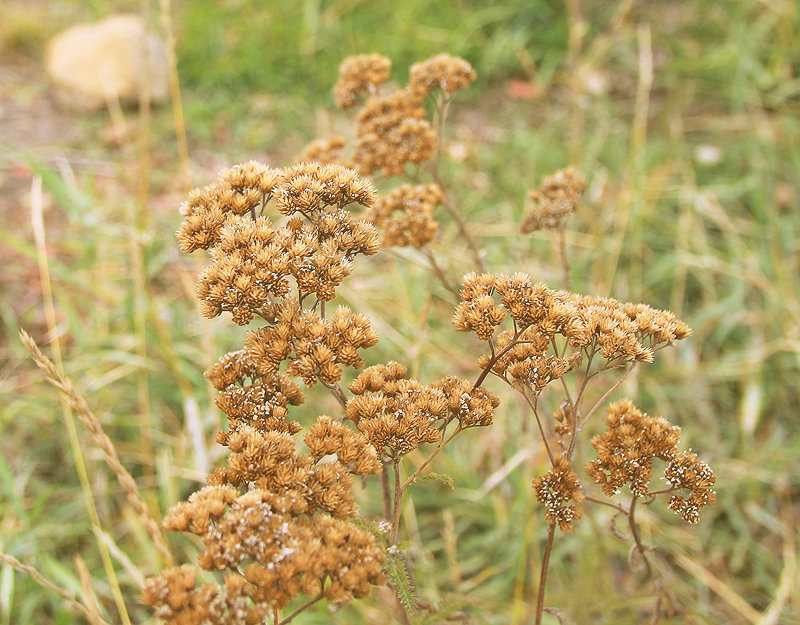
[{"xmin": 1, "ymin": 0, "xmax": 799, "ymax": 623}]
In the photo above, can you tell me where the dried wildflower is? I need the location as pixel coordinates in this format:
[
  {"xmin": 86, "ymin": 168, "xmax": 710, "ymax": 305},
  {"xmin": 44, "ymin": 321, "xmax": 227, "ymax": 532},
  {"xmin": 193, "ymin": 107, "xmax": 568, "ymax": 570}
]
[
  {"xmin": 196, "ymin": 216, "xmax": 290, "ymax": 325},
  {"xmin": 533, "ymin": 455, "xmax": 585, "ymax": 531},
  {"xmin": 295, "ymin": 137, "xmax": 348, "ymax": 166},
  {"xmin": 346, "ymin": 363, "xmax": 447, "ymax": 456},
  {"xmin": 365, "ymin": 183, "xmax": 444, "ymax": 248},
  {"xmin": 334, "ymin": 54, "xmax": 392, "ymax": 109},
  {"xmin": 178, "ymin": 161, "xmax": 280, "ymax": 253},
  {"xmin": 154, "ymin": 485, "xmax": 385, "ymax": 611},
  {"xmin": 274, "ymin": 162, "xmax": 377, "ymax": 215},
  {"xmin": 484, "ymin": 328, "xmax": 568, "ymax": 392},
  {"xmin": 586, "ymin": 400, "xmax": 681, "ymax": 497},
  {"xmin": 432, "ymin": 376, "xmax": 500, "ymax": 428},
  {"xmin": 353, "ymin": 91, "xmax": 437, "ymax": 176},
  {"xmin": 245, "ymin": 300, "xmax": 378, "ymax": 387},
  {"xmin": 665, "ymin": 451, "xmax": 717, "ymax": 524},
  {"xmin": 408, "ymin": 53, "xmax": 477, "ymax": 100},
  {"xmin": 185, "ymin": 162, "xmax": 381, "ymax": 324},
  {"xmin": 304, "ymin": 415, "xmax": 382, "ymax": 475},
  {"xmin": 452, "ymin": 273, "xmax": 506, "ymax": 340},
  {"xmin": 214, "ymin": 372, "xmax": 305, "ymax": 439},
  {"xmin": 520, "ymin": 167, "xmax": 587, "ymax": 233},
  {"xmin": 454, "ymin": 274, "xmax": 691, "ymax": 385}
]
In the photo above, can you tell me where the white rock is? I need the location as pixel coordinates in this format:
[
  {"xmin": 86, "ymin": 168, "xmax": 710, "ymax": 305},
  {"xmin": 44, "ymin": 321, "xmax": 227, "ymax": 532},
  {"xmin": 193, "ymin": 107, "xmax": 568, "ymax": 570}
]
[{"xmin": 45, "ymin": 14, "xmax": 169, "ymax": 110}]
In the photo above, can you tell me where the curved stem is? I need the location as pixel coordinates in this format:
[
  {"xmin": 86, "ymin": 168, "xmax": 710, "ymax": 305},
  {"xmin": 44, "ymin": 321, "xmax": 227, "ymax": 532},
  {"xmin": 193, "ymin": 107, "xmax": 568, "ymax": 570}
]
[
  {"xmin": 401, "ymin": 427, "xmax": 462, "ymax": 492},
  {"xmin": 534, "ymin": 524, "xmax": 557, "ymax": 625},
  {"xmin": 472, "ymin": 329, "xmax": 524, "ymax": 389},
  {"xmin": 320, "ymin": 379, "xmax": 348, "ymax": 412},
  {"xmin": 628, "ymin": 497, "xmax": 655, "ymax": 579},
  {"xmin": 422, "ymin": 247, "xmax": 460, "ymax": 301},
  {"xmin": 574, "ymin": 360, "xmax": 638, "ymax": 436},
  {"xmin": 277, "ymin": 589, "xmax": 326, "ymax": 625},
  {"xmin": 521, "ymin": 387, "xmax": 555, "ymax": 465},
  {"xmin": 584, "ymin": 495, "xmax": 628, "ymax": 514}
]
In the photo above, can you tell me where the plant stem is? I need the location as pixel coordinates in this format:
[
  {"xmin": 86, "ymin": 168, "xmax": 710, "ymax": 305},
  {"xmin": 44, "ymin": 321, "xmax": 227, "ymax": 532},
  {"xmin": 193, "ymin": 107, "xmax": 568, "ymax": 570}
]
[
  {"xmin": 431, "ymin": 169, "xmax": 486, "ymax": 273},
  {"xmin": 422, "ymin": 247, "xmax": 460, "ymax": 301},
  {"xmin": 321, "ymin": 379, "xmax": 348, "ymax": 412},
  {"xmin": 472, "ymin": 329, "xmax": 524, "ymax": 389},
  {"xmin": 628, "ymin": 497, "xmax": 655, "ymax": 579},
  {"xmin": 570, "ymin": 360, "xmax": 637, "ymax": 436},
  {"xmin": 277, "ymin": 590, "xmax": 326, "ymax": 625},
  {"xmin": 390, "ymin": 459, "xmax": 403, "ymax": 543},
  {"xmin": 584, "ymin": 495, "xmax": 628, "ymax": 514},
  {"xmin": 400, "ymin": 427, "xmax": 461, "ymax": 492},
  {"xmin": 521, "ymin": 388, "xmax": 555, "ymax": 465},
  {"xmin": 381, "ymin": 460, "xmax": 392, "ymax": 520},
  {"xmin": 535, "ymin": 524, "xmax": 556, "ymax": 625},
  {"xmin": 556, "ymin": 229, "xmax": 570, "ymax": 288}
]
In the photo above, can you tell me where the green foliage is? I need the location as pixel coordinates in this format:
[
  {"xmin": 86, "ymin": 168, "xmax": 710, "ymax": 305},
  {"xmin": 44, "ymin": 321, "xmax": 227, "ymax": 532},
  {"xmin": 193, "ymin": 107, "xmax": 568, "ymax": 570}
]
[
  {"xmin": 384, "ymin": 545, "xmax": 418, "ymax": 616},
  {"xmin": 414, "ymin": 472, "xmax": 455, "ymax": 489},
  {"xmin": 174, "ymin": 0, "xmax": 567, "ymax": 101}
]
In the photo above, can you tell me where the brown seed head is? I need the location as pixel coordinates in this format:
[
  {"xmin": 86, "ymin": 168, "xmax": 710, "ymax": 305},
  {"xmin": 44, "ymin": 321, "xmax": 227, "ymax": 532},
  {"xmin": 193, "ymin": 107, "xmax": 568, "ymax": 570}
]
[
  {"xmin": 334, "ymin": 54, "xmax": 392, "ymax": 109},
  {"xmin": 365, "ymin": 184, "xmax": 444, "ymax": 248},
  {"xmin": 533, "ymin": 455, "xmax": 585, "ymax": 531},
  {"xmin": 408, "ymin": 53, "xmax": 477, "ymax": 100},
  {"xmin": 521, "ymin": 167, "xmax": 587, "ymax": 233},
  {"xmin": 586, "ymin": 399, "xmax": 682, "ymax": 497}
]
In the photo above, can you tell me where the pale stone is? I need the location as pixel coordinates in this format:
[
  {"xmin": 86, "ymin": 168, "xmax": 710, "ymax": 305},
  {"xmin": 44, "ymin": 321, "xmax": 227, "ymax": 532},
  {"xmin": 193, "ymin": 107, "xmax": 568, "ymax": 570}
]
[{"xmin": 45, "ymin": 14, "xmax": 169, "ymax": 110}]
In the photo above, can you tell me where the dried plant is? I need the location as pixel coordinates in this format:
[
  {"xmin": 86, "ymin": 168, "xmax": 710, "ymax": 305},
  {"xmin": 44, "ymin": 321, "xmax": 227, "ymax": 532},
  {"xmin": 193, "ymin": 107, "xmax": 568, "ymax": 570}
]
[{"xmin": 78, "ymin": 52, "xmax": 711, "ymax": 625}]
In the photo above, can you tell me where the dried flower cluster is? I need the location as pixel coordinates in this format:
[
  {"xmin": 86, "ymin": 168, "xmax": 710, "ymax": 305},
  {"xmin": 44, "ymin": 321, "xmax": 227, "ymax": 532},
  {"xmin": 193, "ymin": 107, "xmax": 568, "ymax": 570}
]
[
  {"xmin": 586, "ymin": 400, "xmax": 681, "ymax": 496},
  {"xmin": 296, "ymin": 137, "xmax": 348, "ymax": 166},
  {"xmin": 365, "ymin": 184, "xmax": 445, "ymax": 248},
  {"xmin": 346, "ymin": 362, "xmax": 499, "ymax": 457},
  {"xmin": 186, "ymin": 162, "xmax": 379, "ymax": 324},
  {"xmin": 520, "ymin": 166, "xmax": 587, "ymax": 233},
  {"xmin": 408, "ymin": 53, "xmax": 477, "ymax": 99},
  {"xmin": 143, "ymin": 482, "xmax": 385, "ymax": 621},
  {"xmin": 334, "ymin": 54, "xmax": 392, "ymax": 109},
  {"xmin": 533, "ymin": 455, "xmax": 585, "ymax": 531},
  {"xmin": 586, "ymin": 400, "xmax": 716, "ymax": 523},
  {"xmin": 664, "ymin": 450, "xmax": 717, "ymax": 524},
  {"xmin": 144, "ymin": 162, "xmax": 395, "ymax": 623},
  {"xmin": 352, "ymin": 90, "xmax": 437, "ymax": 176},
  {"xmin": 453, "ymin": 273, "xmax": 692, "ymax": 391}
]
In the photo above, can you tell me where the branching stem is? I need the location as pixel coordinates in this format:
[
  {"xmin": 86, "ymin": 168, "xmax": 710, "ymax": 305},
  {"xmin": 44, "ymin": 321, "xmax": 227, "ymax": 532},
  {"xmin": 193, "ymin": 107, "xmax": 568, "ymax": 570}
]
[{"xmin": 534, "ymin": 524, "xmax": 557, "ymax": 625}]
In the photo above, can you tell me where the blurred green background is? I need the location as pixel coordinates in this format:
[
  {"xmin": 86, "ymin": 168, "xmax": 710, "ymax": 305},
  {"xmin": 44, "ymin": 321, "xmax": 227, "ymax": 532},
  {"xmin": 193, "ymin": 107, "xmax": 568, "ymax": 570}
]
[{"xmin": 0, "ymin": 0, "xmax": 798, "ymax": 623}]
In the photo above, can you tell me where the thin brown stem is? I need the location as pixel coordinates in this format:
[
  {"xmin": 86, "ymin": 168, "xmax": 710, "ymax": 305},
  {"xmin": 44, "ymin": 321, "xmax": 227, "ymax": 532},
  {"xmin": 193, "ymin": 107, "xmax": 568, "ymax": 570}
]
[
  {"xmin": 520, "ymin": 388, "xmax": 555, "ymax": 465},
  {"xmin": 645, "ymin": 487, "xmax": 678, "ymax": 497},
  {"xmin": 400, "ymin": 427, "xmax": 461, "ymax": 492},
  {"xmin": 381, "ymin": 460, "xmax": 392, "ymax": 520},
  {"xmin": 628, "ymin": 497, "xmax": 656, "ymax": 577},
  {"xmin": 321, "ymin": 379, "xmax": 348, "ymax": 413},
  {"xmin": 534, "ymin": 524, "xmax": 557, "ymax": 625},
  {"xmin": 431, "ymin": 169, "xmax": 486, "ymax": 272},
  {"xmin": 472, "ymin": 329, "xmax": 524, "ymax": 389},
  {"xmin": 422, "ymin": 247, "xmax": 460, "ymax": 301},
  {"xmin": 277, "ymin": 589, "xmax": 326, "ymax": 625},
  {"xmin": 584, "ymin": 495, "xmax": 628, "ymax": 514},
  {"xmin": 556, "ymin": 228, "xmax": 570, "ymax": 288},
  {"xmin": 427, "ymin": 93, "xmax": 485, "ymax": 272},
  {"xmin": 573, "ymin": 360, "xmax": 638, "ymax": 447},
  {"xmin": 390, "ymin": 459, "xmax": 403, "ymax": 544}
]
